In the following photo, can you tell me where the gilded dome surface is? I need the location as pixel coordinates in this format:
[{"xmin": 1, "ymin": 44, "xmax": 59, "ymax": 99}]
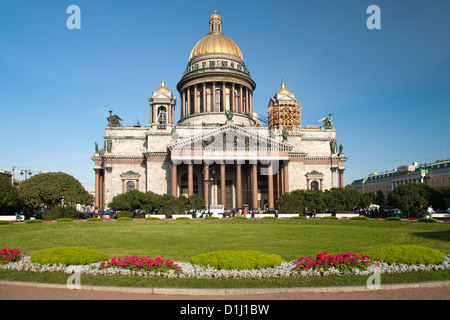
[
  {"xmin": 189, "ymin": 33, "xmax": 243, "ymax": 61},
  {"xmin": 188, "ymin": 10, "xmax": 243, "ymax": 62},
  {"xmin": 156, "ymin": 78, "xmax": 170, "ymax": 92}
]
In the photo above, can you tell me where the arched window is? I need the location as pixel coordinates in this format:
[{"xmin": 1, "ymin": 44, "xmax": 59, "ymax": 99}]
[
  {"xmin": 311, "ymin": 181, "xmax": 319, "ymax": 191},
  {"xmin": 157, "ymin": 106, "xmax": 167, "ymax": 124}
]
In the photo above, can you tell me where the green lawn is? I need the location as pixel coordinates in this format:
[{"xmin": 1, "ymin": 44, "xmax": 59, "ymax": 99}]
[{"xmin": 1, "ymin": 219, "xmax": 449, "ymax": 262}]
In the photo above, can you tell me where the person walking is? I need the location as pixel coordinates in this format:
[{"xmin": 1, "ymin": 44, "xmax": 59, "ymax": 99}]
[
  {"xmin": 419, "ymin": 205, "xmax": 424, "ymax": 218},
  {"xmin": 427, "ymin": 205, "xmax": 435, "ymax": 218}
]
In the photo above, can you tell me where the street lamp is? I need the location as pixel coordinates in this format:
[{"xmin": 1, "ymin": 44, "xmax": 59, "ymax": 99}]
[
  {"xmin": 203, "ymin": 167, "xmax": 215, "ymax": 217},
  {"xmin": 20, "ymin": 169, "xmax": 33, "ymax": 180}
]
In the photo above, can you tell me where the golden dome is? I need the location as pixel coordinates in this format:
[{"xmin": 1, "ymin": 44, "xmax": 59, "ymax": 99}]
[
  {"xmin": 277, "ymin": 79, "xmax": 291, "ymax": 94},
  {"xmin": 156, "ymin": 78, "xmax": 170, "ymax": 92},
  {"xmin": 210, "ymin": 10, "xmax": 221, "ymax": 21},
  {"xmin": 188, "ymin": 11, "xmax": 243, "ymax": 61},
  {"xmin": 189, "ymin": 33, "xmax": 243, "ymax": 61}
]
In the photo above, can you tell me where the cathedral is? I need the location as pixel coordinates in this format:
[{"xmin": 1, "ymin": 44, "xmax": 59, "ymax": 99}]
[{"xmin": 91, "ymin": 11, "xmax": 347, "ymax": 213}]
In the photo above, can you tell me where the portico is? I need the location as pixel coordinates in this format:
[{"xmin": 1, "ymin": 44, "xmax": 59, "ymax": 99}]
[{"xmin": 168, "ymin": 124, "xmax": 292, "ymax": 211}]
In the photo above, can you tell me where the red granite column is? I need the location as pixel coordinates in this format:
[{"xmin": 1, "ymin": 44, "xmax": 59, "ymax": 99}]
[
  {"xmin": 236, "ymin": 164, "xmax": 242, "ymax": 209},
  {"xmin": 267, "ymin": 164, "xmax": 274, "ymax": 210},
  {"xmin": 171, "ymin": 163, "xmax": 178, "ymax": 198},
  {"xmin": 188, "ymin": 162, "xmax": 193, "ymax": 196},
  {"xmin": 220, "ymin": 163, "xmax": 226, "ymax": 208},
  {"xmin": 251, "ymin": 163, "xmax": 258, "ymax": 210}
]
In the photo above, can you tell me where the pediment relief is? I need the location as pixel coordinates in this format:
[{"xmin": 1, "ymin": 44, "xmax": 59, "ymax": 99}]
[
  {"xmin": 167, "ymin": 124, "xmax": 293, "ymax": 152},
  {"xmin": 120, "ymin": 170, "xmax": 140, "ymax": 178}
]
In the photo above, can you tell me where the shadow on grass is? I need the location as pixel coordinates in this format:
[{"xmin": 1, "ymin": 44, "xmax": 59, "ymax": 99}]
[{"xmin": 413, "ymin": 230, "xmax": 450, "ymax": 242}]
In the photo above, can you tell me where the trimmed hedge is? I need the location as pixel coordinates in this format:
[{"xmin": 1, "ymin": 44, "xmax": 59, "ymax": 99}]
[
  {"xmin": 30, "ymin": 247, "xmax": 109, "ymax": 266},
  {"xmin": 116, "ymin": 211, "xmax": 133, "ymax": 218},
  {"xmin": 418, "ymin": 218, "xmax": 438, "ymax": 223},
  {"xmin": 117, "ymin": 217, "xmax": 133, "ymax": 221},
  {"xmin": 361, "ymin": 245, "xmax": 445, "ymax": 265},
  {"xmin": 189, "ymin": 250, "xmax": 284, "ymax": 270},
  {"xmin": 385, "ymin": 217, "xmax": 402, "ymax": 221}
]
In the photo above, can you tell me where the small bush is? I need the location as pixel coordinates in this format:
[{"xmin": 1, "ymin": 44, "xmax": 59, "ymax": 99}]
[
  {"xmin": 42, "ymin": 206, "xmax": 64, "ymax": 220},
  {"xmin": 289, "ymin": 216, "xmax": 307, "ymax": 219},
  {"xmin": 418, "ymin": 218, "xmax": 438, "ymax": 223},
  {"xmin": 62, "ymin": 206, "xmax": 78, "ymax": 219},
  {"xmin": 321, "ymin": 216, "xmax": 338, "ymax": 219},
  {"xmin": 385, "ymin": 217, "xmax": 402, "ymax": 221},
  {"xmin": 189, "ymin": 250, "xmax": 284, "ymax": 270},
  {"xmin": 145, "ymin": 216, "xmax": 161, "ymax": 220},
  {"xmin": 24, "ymin": 219, "xmax": 43, "ymax": 224},
  {"xmin": 30, "ymin": 247, "xmax": 109, "ymax": 266},
  {"xmin": 262, "ymin": 216, "xmax": 277, "ymax": 219},
  {"xmin": 117, "ymin": 217, "xmax": 133, "ymax": 221},
  {"xmin": 86, "ymin": 218, "xmax": 102, "ymax": 221},
  {"xmin": 0, "ymin": 221, "xmax": 12, "ymax": 225},
  {"xmin": 116, "ymin": 211, "xmax": 133, "ymax": 218},
  {"xmin": 203, "ymin": 216, "xmax": 219, "ymax": 219},
  {"xmin": 175, "ymin": 216, "xmax": 191, "ymax": 220},
  {"xmin": 57, "ymin": 218, "xmax": 73, "ymax": 223},
  {"xmin": 351, "ymin": 216, "xmax": 369, "ymax": 220},
  {"xmin": 361, "ymin": 245, "xmax": 445, "ymax": 265}
]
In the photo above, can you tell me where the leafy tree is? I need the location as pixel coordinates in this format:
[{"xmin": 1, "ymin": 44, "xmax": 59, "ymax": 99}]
[
  {"xmin": 0, "ymin": 175, "xmax": 22, "ymax": 215},
  {"xmin": 387, "ymin": 183, "xmax": 430, "ymax": 215},
  {"xmin": 18, "ymin": 172, "xmax": 92, "ymax": 211},
  {"xmin": 158, "ymin": 196, "xmax": 189, "ymax": 217},
  {"xmin": 186, "ymin": 194, "xmax": 205, "ymax": 217},
  {"xmin": 276, "ymin": 191, "xmax": 305, "ymax": 215},
  {"xmin": 108, "ymin": 189, "xmax": 147, "ymax": 216}
]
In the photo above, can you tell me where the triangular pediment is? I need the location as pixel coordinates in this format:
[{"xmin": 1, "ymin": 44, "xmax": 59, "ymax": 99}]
[{"xmin": 168, "ymin": 124, "xmax": 293, "ymax": 152}]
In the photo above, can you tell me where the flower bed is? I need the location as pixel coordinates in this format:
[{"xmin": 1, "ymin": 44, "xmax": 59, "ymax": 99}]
[
  {"xmin": 0, "ymin": 248, "xmax": 26, "ymax": 265},
  {"xmin": 1, "ymin": 246, "xmax": 450, "ymax": 280},
  {"xmin": 293, "ymin": 252, "xmax": 373, "ymax": 273},
  {"xmin": 99, "ymin": 255, "xmax": 180, "ymax": 273}
]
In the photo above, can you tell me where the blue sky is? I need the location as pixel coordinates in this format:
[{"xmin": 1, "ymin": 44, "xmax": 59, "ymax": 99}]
[{"xmin": 1, "ymin": 0, "xmax": 449, "ymax": 191}]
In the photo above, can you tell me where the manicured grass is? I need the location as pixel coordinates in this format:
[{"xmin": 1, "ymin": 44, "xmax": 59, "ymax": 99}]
[{"xmin": 1, "ymin": 219, "xmax": 449, "ymax": 262}]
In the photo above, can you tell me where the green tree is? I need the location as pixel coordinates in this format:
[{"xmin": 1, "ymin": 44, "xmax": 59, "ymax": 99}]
[
  {"xmin": 18, "ymin": 172, "xmax": 92, "ymax": 211},
  {"xmin": 186, "ymin": 194, "xmax": 205, "ymax": 217},
  {"xmin": 108, "ymin": 189, "xmax": 147, "ymax": 216},
  {"xmin": 158, "ymin": 196, "xmax": 189, "ymax": 217},
  {"xmin": 387, "ymin": 183, "xmax": 432, "ymax": 216},
  {"xmin": 0, "ymin": 175, "xmax": 22, "ymax": 215},
  {"xmin": 276, "ymin": 191, "xmax": 305, "ymax": 215}
]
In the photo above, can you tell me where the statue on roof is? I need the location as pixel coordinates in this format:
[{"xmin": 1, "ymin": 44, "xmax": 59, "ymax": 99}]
[
  {"xmin": 225, "ymin": 109, "xmax": 234, "ymax": 121},
  {"xmin": 107, "ymin": 110, "xmax": 123, "ymax": 127},
  {"xmin": 319, "ymin": 114, "xmax": 334, "ymax": 130}
]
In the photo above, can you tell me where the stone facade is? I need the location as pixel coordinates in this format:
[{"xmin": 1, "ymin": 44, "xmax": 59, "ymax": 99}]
[{"xmin": 91, "ymin": 11, "xmax": 347, "ymax": 212}]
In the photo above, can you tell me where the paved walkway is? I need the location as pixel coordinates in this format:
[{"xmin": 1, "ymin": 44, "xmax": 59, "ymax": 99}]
[{"xmin": 1, "ymin": 280, "xmax": 449, "ymax": 300}]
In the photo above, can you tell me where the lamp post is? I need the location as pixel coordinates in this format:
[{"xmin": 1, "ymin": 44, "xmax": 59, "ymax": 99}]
[
  {"xmin": 20, "ymin": 169, "xmax": 33, "ymax": 180},
  {"xmin": 203, "ymin": 166, "xmax": 215, "ymax": 217}
]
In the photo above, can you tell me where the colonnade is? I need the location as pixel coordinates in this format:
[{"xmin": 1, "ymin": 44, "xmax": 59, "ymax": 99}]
[
  {"xmin": 179, "ymin": 82, "xmax": 253, "ymax": 118},
  {"xmin": 171, "ymin": 160, "xmax": 289, "ymax": 211}
]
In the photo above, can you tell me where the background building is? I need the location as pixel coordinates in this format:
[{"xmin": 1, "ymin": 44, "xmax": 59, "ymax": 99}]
[
  {"xmin": 351, "ymin": 159, "xmax": 450, "ymax": 195},
  {"xmin": 92, "ymin": 11, "xmax": 347, "ymax": 212}
]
